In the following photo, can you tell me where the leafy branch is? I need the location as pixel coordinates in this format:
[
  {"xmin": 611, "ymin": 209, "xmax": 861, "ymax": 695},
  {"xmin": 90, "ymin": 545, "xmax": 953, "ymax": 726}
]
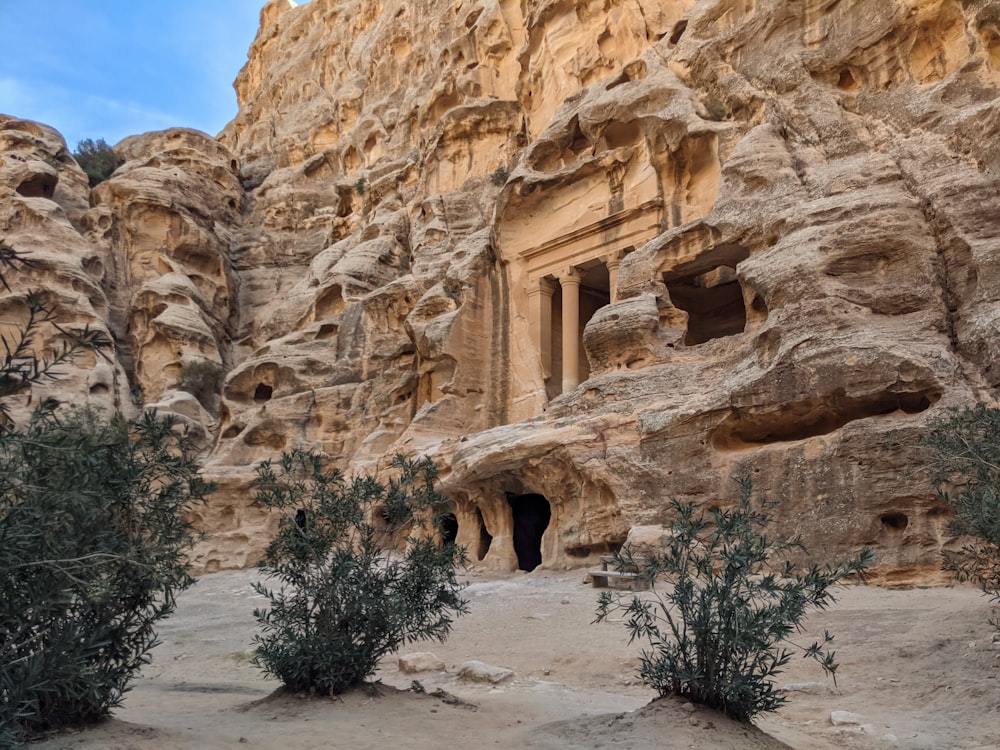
[
  {"xmin": 0, "ymin": 243, "xmax": 112, "ymax": 415},
  {"xmin": 922, "ymin": 404, "xmax": 1000, "ymax": 627}
]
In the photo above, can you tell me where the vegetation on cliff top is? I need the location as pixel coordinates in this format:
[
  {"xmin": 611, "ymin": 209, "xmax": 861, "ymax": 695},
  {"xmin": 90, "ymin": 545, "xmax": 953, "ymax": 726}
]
[{"xmin": 72, "ymin": 138, "xmax": 121, "ymax": 187}]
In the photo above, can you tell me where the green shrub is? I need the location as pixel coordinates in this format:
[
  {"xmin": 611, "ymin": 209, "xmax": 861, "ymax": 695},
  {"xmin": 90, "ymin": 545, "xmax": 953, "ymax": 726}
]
[
  {"xmin": 490, "ymin": 166, "xmax": 509, "ymax": 186},
  {"xmin": 251, "ymin": 450, "xmax": 468, "ymax": 695},
  {"xmin": 176, "ymin": 359, "xmax": 225, "ymax": 410},
  {"xmin": 595, "ymin": 478, "xmax": 872, "ymax": 723},
  {"xmin": 0, "ymin": 246, "xmax": 212, "ymax": 744},
  {"xmin": 922, "ymin": 403, "xmax": 1000, "ymax": 624},
  {"xmin": 441, "ymin": 277, "xmax": 462, "ymax": 300},
  {"xmin": 0, "ymin": 408, "xmax": 215, "ymax": 743},
  {"xmin": 72, "ymin": 138, "xmax": 122, "ymax": 187}
]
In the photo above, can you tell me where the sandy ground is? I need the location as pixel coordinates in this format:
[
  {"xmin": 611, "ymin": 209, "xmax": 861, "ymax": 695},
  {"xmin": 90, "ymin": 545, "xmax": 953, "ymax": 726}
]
[{"xmin": 29, "ymin": 568, "xmax": 1000, "ymax": 750}]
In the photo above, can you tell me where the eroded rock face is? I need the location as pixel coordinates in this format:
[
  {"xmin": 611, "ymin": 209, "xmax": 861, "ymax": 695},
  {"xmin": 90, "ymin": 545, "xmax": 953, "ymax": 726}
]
[
  {"xmin": 0, "ymin": 117, "xmax": 130, "ymax": 420},
  {"xmin": 0, "ymin": 120, "xmax": 242, "ymax": 442},
  {"xmin": 84, "ymin": 128, "xmax": 242, "ymax": 439},
  {"xmin": 3, "ymin": 0, "xmax": 1000, "ymax": 582}
]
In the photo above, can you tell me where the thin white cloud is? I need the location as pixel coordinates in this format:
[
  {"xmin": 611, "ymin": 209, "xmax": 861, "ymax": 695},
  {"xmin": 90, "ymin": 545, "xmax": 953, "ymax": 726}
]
[
  {"xmin": 0, "ymin": 78, "xmax": 32, "ymax": 114},
  {"xmin": 0, "ymin": 77, "xmax": 77, "ymax": 143},
  {"xmin": 0, "ymin": 75, "xmax": 184, "ymax": 148},
  {"xmin": 1, "ymin": 2, "xmax": 264, "ymax": 146}
]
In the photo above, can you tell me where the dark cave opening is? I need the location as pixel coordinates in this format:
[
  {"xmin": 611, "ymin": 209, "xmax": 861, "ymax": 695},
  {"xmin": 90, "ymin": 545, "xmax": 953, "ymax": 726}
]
[
  {"xmin": 665, "ymin": 265, "xmax": 747, "ymax": 345},
  {"xmin": 507, "ymin": 493, "xmax": 551, "ymax": 572},
  {"xmin": 881, "ymin": 512, "xmax": 909, "ymax": 533},
  {"xmin": 16, "ymin": 173, "xmax": 57, "ymax": 199},
  {"xmin": 476, "ymin": 507, "xmax": 492, "ymax": 562},
  {"xmin": 439, "ymin": 513, "xmax": 458, "ymax": 546}
]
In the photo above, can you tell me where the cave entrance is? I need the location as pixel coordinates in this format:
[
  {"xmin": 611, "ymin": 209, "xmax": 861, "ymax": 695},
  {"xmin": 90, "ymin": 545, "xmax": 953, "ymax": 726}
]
[
  {"xmin": 16, "ymin": 173, "xmax": 56, "ymax": 199},
  {"xmin": 665, "ymin": 264, "xmax": 747, "ymax": 345},
  {"xmin": 475, "ymin": 507, "xmax": 492, "ymax": 562},
  {"xmin": 507, "ymin": 493, "xmax": 551, "ymax": 572},
  {"xmin": 439, "ymin": 513, "xmax": 458, "ymax": 546}
]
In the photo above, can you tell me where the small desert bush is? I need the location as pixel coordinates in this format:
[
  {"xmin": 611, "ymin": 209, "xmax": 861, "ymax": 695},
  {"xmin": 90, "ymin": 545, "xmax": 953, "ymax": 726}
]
[
  {"xmin": 490, "ymin": 166, "xmax": 509, "ymax": 186},
  {"xmin": 176, "ymin": 358, "xmax": 225, "ymax": 410},
  {"xmin": 72, "ymin": 138, "xmax": 122, "ymax": 187},
  {"xmin": 1, "ymin": 245, "xmax": 210, "ymax": 744},
  {"xmin": 0, "ymin": 408, "xmax": 215, "ymax": 743},
  {"xmin": 596, "ymin": 478, "xmax": 872, "ymax": 723},
  {"xmin": 251, "ymin": 450, "xmax": 468, "ymax": 695},
  {"xmin": 922, "ymin": 404, "xmax": 1000, "ymax": 625}
]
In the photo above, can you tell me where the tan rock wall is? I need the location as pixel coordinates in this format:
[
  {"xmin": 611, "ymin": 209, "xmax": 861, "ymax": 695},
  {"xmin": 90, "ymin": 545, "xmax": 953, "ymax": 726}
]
[
  {"xmin": 87, "ymin": 129, "xmax": 242, "ymax": 396},
  {"xmin": 3, "ymin": 0, "xmax": 1000, "ymax": 582},
  {"xmin": 0, "ymin": 117, "xmax": 131, "ymax": 420}
]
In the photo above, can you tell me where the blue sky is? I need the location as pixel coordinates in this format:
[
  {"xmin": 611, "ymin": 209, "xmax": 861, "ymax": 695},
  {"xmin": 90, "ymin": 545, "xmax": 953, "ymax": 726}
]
[{"xmin": 0, "ymin": 1, "xmax": 265, "ymax": 150}]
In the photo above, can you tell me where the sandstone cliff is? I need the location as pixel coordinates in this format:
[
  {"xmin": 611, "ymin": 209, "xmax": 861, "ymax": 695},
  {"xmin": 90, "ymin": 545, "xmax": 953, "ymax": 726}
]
[{"xmin": 2, "ymin": 0, "xmax": 999, "ymax": 580}]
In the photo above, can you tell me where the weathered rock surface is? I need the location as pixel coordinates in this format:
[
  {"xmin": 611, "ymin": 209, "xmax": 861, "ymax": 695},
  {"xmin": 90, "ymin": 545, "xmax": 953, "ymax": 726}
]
[
  {"xmin": 398, "ymin": 652, "xmax": 446, "ymax": 674},
  {"xmin": 3, "ymin": 0, "xmax": 1000, "ymax": 581},
  {"xmin": 458, "ymin": 660, "xmax": 514, "ymax": 684},
  {"xmin": 0, "ymin": 117, "xmax": 131, "ymax": 421}
]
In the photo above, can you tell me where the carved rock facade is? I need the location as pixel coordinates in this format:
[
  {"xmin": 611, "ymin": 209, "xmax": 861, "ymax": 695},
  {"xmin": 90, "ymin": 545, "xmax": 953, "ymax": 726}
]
[{"xmin": 2, "ymin": 0, "xmax": 999, "ymax": 580}]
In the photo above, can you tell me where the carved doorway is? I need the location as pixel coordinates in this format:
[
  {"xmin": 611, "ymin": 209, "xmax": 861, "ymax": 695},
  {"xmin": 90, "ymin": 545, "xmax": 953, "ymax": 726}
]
[
  {"xmin": 507, "ymin": 493, "xmax": 551, "ymax": 571},
  {"xmin": 544, "ymin": 261, "xmax": 613, "ymax": 400}
]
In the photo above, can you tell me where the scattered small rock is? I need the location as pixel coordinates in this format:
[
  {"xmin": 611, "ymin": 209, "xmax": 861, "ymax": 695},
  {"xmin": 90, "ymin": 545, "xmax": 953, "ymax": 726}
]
[
  {"xmin": 458, "ymin": 660, "xmax": 514, "ymax": 684},
  {"xmin": 830, "ymin": 710, "xmax": 866, "ymax": 726},
  {"xmin": 398, "ymin": 652, "xmax": 445, "ymax": 674}
]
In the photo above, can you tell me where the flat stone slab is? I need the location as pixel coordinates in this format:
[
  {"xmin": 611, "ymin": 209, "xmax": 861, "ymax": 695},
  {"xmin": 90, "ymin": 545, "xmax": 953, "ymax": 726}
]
[
  {"xmin": 398, "ymin": 652, "xmax": 445, "ymax": 674},
  {"xmin": 457, "ymin": 660, "xmax": 514, "ymax": 684}
]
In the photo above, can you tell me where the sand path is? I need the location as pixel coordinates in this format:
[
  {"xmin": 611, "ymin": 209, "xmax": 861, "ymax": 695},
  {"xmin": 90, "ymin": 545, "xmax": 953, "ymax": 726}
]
[{"xmin": 30, "ymin": 568, "xmax": 1000, "ymax": 750}]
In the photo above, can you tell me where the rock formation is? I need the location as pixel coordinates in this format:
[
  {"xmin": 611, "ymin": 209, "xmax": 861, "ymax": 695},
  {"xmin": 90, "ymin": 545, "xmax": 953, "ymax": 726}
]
[{"xmin": 2, "ymin": 0, "xmax": 999, "ymax": 580}]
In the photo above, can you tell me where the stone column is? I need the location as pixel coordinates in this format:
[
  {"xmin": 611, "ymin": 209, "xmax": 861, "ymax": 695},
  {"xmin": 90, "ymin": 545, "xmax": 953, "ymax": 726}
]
[
  {"xmin": 527, "ymin": 277, "xmax": 555, "ymax": 379},
  {"xmin": 558, "ymin": 268, "xmax": 582, "ymax": 393},
  {"xmin": 604, "ymin": 250, "xmax": 625, "ymax": 302}
]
